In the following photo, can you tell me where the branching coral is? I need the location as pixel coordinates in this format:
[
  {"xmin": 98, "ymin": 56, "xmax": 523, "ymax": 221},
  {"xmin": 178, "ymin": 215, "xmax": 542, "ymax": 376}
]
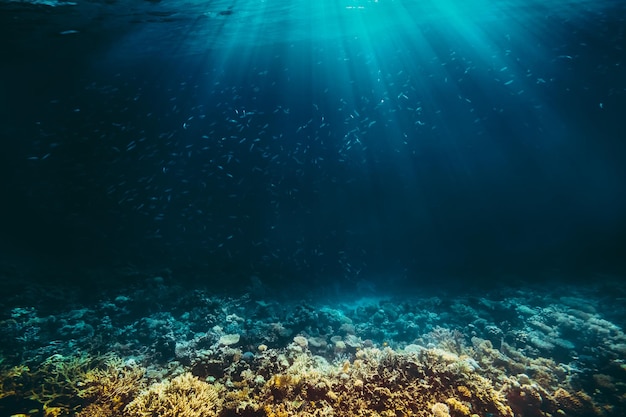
[
  {"xmin": 0, "ymin": 353, "xmax": 146, "ymax": 417},
  {"xmin": 124, "ymin": 372, "xmax": 223, "ymax": 417},
  {"xmin": 27, "ymin": 353, "xmax": 96, "ymax": 414},
  {"xmin": 0, "ymin": 363, "xmax": 30, "ymax": 400},
  {"xmin": 76, "ymin": 356, "xmax": 146, "ymax": 417}
]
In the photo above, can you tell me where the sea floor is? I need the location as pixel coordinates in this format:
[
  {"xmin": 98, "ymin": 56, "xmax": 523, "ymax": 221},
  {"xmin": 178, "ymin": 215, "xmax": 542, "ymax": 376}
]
[{"xmin": 1, "ymin": 271, "xmax": 625, "ymax": 417}]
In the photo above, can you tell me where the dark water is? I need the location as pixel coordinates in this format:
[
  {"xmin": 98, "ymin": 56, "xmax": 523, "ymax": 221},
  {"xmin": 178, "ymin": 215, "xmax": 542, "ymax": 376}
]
[
  {"xmin": 1, "ymin": 3, "xmax": 626, "ymax": 417},
  {"xmin": 1, "ymin": 0, "xmax": 625, "ymax": 293}
]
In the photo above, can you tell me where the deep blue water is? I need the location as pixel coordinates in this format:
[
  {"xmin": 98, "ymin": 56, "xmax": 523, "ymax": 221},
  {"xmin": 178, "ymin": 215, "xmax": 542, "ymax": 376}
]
[{"xmin": 1, "ymin": 0, "xmax": 625, "ymax": 292}]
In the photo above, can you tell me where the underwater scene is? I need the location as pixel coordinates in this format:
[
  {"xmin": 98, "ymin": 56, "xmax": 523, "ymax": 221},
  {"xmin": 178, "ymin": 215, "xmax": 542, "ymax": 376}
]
[{"xmin": 1, "ymin": 0, "xmax": 626, "ymax": 416}]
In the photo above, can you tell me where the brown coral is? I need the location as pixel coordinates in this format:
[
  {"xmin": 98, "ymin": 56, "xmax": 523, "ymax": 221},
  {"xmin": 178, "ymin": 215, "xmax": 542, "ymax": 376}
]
[{"xmin": 551, "ymin": 388, "xmax": 602, "ymax": 417}]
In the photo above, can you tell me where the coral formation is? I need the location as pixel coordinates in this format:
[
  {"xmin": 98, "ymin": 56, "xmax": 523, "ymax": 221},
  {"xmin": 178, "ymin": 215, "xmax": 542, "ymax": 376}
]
[
  {"xmin": 1, "ymin": 281, "xmax": 625, "ymax": 417},
  {"xmin": 76, "ymin": 356, "xmax": 146, "ymax": 417},
  {"xmin": 125, "ymin": 372, "xmax": 223, "ymax": 417}
]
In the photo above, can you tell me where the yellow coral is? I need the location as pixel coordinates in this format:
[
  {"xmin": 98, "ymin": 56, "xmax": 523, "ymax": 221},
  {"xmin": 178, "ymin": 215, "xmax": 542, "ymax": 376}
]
[
  {"xmin": 457, "ymin": 385, "xmax": 472, "ymax": 399},
  {"xmin": 124, "ymin": 372, "xmax": 222, "ymax": 417},
  {"xmin": 76, "ymin": 356, "xmax": 145, "ymax": 417},
  {"xmin": 43, "ymin": 405, "xmax": 66, "ymax": 417},
  {"xmin": 269, "ymin": 373, "xmax": 299, "ymax": 389},
  {"xmin": 26, "ymin": 353, "xmax": 98, "ymax": 414},
  {"xmin": 263, "ymin": 404, "xmax": 289, "ymax": 417},
  {"xmin": 446, "ymin": 397, "xmax": 471, "ymax": 416},
  {"xmin": 1, "ymin": 365, "xmax": 29, "ymax": 399}
]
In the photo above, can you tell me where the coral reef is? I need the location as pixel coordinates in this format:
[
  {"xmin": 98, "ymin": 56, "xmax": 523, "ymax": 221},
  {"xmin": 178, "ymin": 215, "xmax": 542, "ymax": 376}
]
[{"xmin": 1, "ymin": 280, "xmax": 625, "ymax": 416}]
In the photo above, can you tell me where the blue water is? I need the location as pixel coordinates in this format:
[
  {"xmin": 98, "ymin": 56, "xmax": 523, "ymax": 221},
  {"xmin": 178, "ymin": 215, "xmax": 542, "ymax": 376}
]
[
  {"xmin": 0, "ymin": 0, "xmax": 625, "ymax": 291},
  {"xmin": 1, "ymin": 3, "xmax": 626, "ymax": 416}
]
